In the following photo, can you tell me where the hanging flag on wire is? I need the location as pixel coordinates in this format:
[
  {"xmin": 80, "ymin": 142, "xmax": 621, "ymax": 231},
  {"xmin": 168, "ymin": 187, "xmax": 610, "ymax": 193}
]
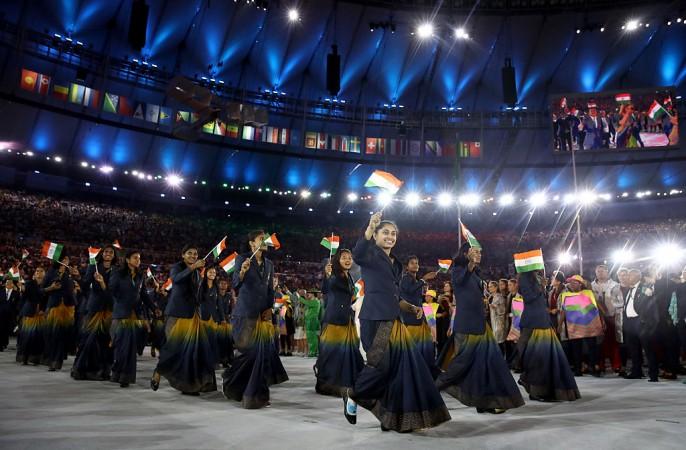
[{"xmin": 364, "ymin": 170, "xmax": 403, "ymax": 194}]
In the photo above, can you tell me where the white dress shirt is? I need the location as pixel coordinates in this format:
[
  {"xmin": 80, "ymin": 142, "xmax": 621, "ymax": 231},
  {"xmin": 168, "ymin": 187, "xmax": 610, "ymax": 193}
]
[{"xmin": 625, "ymin": 284, "xmax": 639, "ymax": 318}]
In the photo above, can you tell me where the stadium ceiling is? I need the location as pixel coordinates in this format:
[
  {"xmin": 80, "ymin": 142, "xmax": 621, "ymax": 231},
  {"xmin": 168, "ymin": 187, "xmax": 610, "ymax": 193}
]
[{"xmin": 338, "ymin": 0, "xmax": 675, "ymax": 15}]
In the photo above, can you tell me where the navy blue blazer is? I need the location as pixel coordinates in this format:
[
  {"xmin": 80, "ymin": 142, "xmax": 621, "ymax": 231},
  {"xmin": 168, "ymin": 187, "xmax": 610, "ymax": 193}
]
[
  {"xmin": 218, "ymin": 291, "xmax": 232, "ymax": 319},
  {"xmin": 451, "ymin": 264, "xmax": 486, "ymax": 334},
  {"xmin": 44, "ymin": 267, "xmax": 75, "ymax": 309},
  {"xmin": 232, "ymin": 253, "xmax": 275, "ymax": 319},
  {"xmin": 353, "ymin": 236, "xmax": 403, "ymax": 321},
  {"xmin": 81, "ymin": 264, "xmax": 115, "ymax": 314},
  {"xmin": 164, "ymin": 261, "xmax": 202, "ymax": 319},
  {"xmin": 19, "ymin": 281, "xmax": 44, "ymax": 317},
  {"xmin": 399, "ymin": 273, "xmax": 425, "ymax": 326},
  {"xmin": 200, "ymin": 283, "xmax": 225, "ymax": 322},
  {"xmin": 321, "ymin": 273, "xmax": 355, "ymax": 325},
  {"xmin": 518, "ymin": 271, "xmax": 553, "ymax": 329},
  {"xmin": 109, "ymin": 269, "xmax": 151, "ymax": 320}
]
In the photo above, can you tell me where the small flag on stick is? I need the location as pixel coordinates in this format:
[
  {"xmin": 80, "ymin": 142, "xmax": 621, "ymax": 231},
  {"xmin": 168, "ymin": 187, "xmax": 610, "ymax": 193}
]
[
  {"xmin": 364, "ymin": 170, "xmax": 404, "ymax": 194},
  {"xmin": 41, "ymin": 241, "xmax": 64, "ymax": 262},
  {"xmin": 8, "ymin": 265, "xmax": 21, "ymax": 281},
  {"xmin": 459, "ymin": 221, "xmax": 482, "ymax": 249},
  {"xmin": 113, "ymin": 240, "xmax": 122, "ymax": 249},
  {"xmin": 647, "ymin": 100, "xmax": 669, "ymax": 120},
  {"xmin": 615, "ymin": 93, "xmax": 631, "ymax": 104},
  {"xmin": 21, "ymin": 249, "xmax": 29, "ymax": 260},
  {"xmin": 162, "ymin": 278, "xmax": 172, "ymax": 291},
  {"xmin": 354, "ymin": 279, "xmax": 365, "ymax": 303},
  {"xmin": 438, "ymin": 259, "xmax": 452, "ymax": 273},
  {"xmin": 514, "ymin": 249, "xmax": 545, "ymax": 273},
  {"xmin": 264, "ymin": 233, "xmax": 281, "ymax": 250},
  {"xmin": 219, "ymin": 252, "xmax": 238, "ymax": 274},
  {"xmin": 88, "ymin": 247, "xmax": 101, "ymax": 265},
  {"xmin": 320, "ymin": 235, "xmax": 340, "ymax": 255},
  {"xmin": 204, "ymin": 236, "xmax": 228, "ymax": 260}
]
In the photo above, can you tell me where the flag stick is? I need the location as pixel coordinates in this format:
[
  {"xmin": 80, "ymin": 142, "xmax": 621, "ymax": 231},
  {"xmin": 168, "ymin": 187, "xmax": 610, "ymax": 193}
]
[
  {"xmin": 203, "ymin": 236, "xmax": 227, "ymax": 260},
  {"xmin": 329, "ymin": 232, "xmax": 334, "ymax": 259}
]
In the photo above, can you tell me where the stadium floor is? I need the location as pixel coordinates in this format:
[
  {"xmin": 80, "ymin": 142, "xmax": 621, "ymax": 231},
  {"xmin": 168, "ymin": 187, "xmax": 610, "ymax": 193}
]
[{"xmin": 0, "ymin": 339, "xmax": 683, "ymax": 450}]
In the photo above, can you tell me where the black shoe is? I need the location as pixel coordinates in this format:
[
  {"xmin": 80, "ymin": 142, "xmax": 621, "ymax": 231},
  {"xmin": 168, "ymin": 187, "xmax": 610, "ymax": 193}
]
[
  {"xmin": 120, "ymin": 382, "xmax": 129, "ymax": 388},
  {"xmin": 182, "ymin": 391, "xmax": 200, "ymax": 396},
  {"xmin": 623, "ymin": 374, "xmax": 644, "ymax": 379},
  {"xmin": 150, "ymin": 377, "xmax": 159, "ymax": 391},
  {"xmin": 477, "ymin": 408, "xmax": 506, "ymax": 414},
  {"xmin": 342, "ymin": 390, "xmax": 357, "ymax": 425},
  {"xmin": 286, "ymin": 352, "xmax": 293, "ymax": 357},
  {"xmin": 617, "ymin": 370, "xmax": 627, "ymax": 378},
  {"xmin": 48, "ymin": 367, "xmax": 56, "ymax": 372},
  {"xmin": 648, "ymin": 377, "xmax": 659, "ymax": 383},
  {"xmin": 529, "ymin": 394, "xmax": 548, "ymax": 402}
]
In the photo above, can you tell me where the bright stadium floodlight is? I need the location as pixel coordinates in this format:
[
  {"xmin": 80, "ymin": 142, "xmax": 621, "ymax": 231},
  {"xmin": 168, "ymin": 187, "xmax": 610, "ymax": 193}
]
[
  {"xmin": 287, "ymin": 9, "xmax": 299, "ymax": 22},
  {"xmin": 166, "ymin": 174, "xmax": 183, "ymax": 187},
  {"xmin": 437, "ymin": 192, "xmax": 453, "ymax": 208},
  {"xmin": 99, "ymin": 165, "xmax": 113, "ymax": 174},
  {"xmin": 557, "ymin": 252, "xmax": 575, "ymax": 266},
  {"xmin": 347, "ymin": 192, "xmax": 358, "ymax": 202},
  {"xmin": 417, "ymin": 22, "xmax": 434, "ymax": 39},
  {"xmin": 612, "ymin": 249, "xmax": 634, "ymax": 264},
  {"xmin": 459, "ymin": 193, "xmax": 481, "ymax": 207},
  {"xmin": 454, "ymin": 27, "xmax": 469, "ymax": 39},
  {"xmin": 625, "ymin": 19, "xmax": 639, "ymax": 31},
  {"xmin": 300, "ymin": 190, "xmax": 311, "ymax": 199},
  {"xmin": 405, "ymin": 192, "xmax": 421, "ymax": 207},
  {"xmin": 529, "ymin": 191, "xmax": 547, "ymax": 208},
  {"xmin": 652, "ymin": 243, "xmax": 685, "ymax": 267},
  {"xmin": 563, "ymin": 193, "xmax": 577, "ymax": 204},
  {"xmin": 498, "ymin": 193, "xmax": 515, "ymax": 206},
  {"xmin": 578, "ymin": 190, "xmax": 597, "ymax": 206},
  {"xmin": 377, "ymin": 191, "xmax": 393, "ymax": 207}
]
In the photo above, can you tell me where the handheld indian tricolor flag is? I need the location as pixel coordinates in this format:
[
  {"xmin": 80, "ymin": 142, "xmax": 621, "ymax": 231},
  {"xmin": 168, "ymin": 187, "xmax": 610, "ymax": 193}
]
[
  {"xmin": 220, "ymin": 252, "xmax": 238, "ymax": 274},
  {"xmin": 8, "ymin": 265, "xmax": 21, "ymax": 281},
  {"xmin": 206, "ymin": 236, "xmax": 227, "ymax": 259},
  {"xmin": 21, "ymin": 249, "xmax": 29, "ymax": 260},
  {"xmin": 354, "ymin": 279, "xmax": 365, "ymax": 303},
  {"xmin": 146, "ymin": 267, "xmax": 154, "ymax": 279},
  {"xmin": 162, "ymin": 278, "xmax": 172, "ymax": 291},
  {"xmin": 41, "ymin": 241, "xmax": 64, "ymax": 262},
  {"xmin": 615, "ymin": 93, "xmax": 631, "ymax": 104},
  {"xmin": 320, "ymin": 235, "xmax": 340, "ymax": 255},
  {"xmin": 514, "ymin": 249, "xmax": 545, "ymax": 273},
  {"xmin": 364, "ymin": 170, "xmax": 403, "ymax": 194},
  {"xmin": 647, "ymin": 100, "xmax": 669, "ymax": 120},
  {"xmin": 88, "ymin": 247, "xmax": 100, "ymax": 265},
  {"xmin": 113, "ymin": 240, "xmax": 122, "ymax": 250},
  {"xmin": 459, "ymin": 221, "xmax": 482, "ymax": 249},
  {"xmin": 438, "ymin": 259, "xmax": 452, "ymax": 273},
  {"xmin": 264, "ymin": 233, "xmax": 281, "ymax": 250}
]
